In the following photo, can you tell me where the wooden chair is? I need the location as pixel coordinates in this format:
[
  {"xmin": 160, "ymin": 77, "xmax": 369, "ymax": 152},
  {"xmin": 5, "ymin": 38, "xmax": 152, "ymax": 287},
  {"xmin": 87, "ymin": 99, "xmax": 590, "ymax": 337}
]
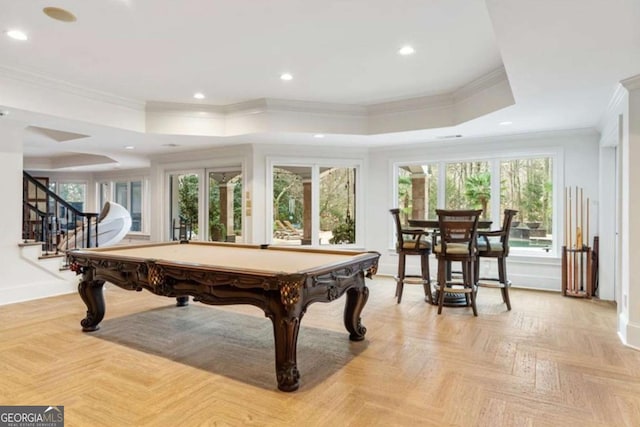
[
  {"xmin": 389, "ymin": 208, "xmax": 432, "ymax": 304},
  {"xmin": 433, "ymin": 209, "xmax": 482, "ymax": 316},
  {"xmin": 475, "ymin": 209, "xmax": 518, "ymax": 310}
]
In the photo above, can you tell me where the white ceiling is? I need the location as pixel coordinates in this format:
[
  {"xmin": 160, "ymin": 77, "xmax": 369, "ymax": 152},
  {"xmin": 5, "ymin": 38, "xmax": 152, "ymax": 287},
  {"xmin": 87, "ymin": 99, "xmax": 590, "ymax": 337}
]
[{"xmin": 1, "ymin": 0, "xmax": 639, "ymax": 171}]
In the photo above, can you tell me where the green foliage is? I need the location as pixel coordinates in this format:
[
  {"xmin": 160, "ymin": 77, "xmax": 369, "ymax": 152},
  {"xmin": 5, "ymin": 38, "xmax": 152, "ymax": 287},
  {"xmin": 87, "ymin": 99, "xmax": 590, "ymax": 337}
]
[
  {"xmin": 523, "ymin": 180, "xmax": 545, "ymax": 221},
  {"xmin": 273, "ymin": 168, "xmax": 303, "ymax": 224},
  {"xmin": 178, "ymin": 174, "xmax": 199, "ymax": 232},
  {"xmin": 464, "ymin": 172, "xmax": 491, "ymax": 217},
  {"xmin": 209, "ymin": 221, "xmax": 226, "ymax": 241},
  {"xmin": 329, "ymin": 217, "xmax": 355, "ymax": 244}
]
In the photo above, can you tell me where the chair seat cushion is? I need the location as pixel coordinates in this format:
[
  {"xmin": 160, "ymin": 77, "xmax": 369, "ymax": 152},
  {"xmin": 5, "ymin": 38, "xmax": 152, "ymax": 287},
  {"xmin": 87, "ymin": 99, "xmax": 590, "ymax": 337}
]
[
  {"xmin": 433, "ymin": 243, "xmax": 470, "ymax": 254},
  {"xmin": 399, "ymin": 240, "xmax": 431, "ymax": 250},
  {"xmin": 477, "ymin": 241, "xmax": 504, "ymax": 252}
]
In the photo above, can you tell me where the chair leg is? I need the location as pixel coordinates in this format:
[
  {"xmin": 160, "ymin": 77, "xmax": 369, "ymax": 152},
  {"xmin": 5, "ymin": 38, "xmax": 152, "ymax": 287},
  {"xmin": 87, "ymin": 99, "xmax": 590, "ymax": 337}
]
[
  {"xmin": 498, "ymin": 257, "xmax": 512, "ymax": 310},
  {"xmin": 421, "ymin": 253, "xmax": 432, "ymax": 304},
  {"xmin": 437, "ymin": 258, "xmax": 446, "ymax": 314},
  {"xmin": 469, "ymin": 260, "xmax": 478, "ymax": 316},
  {"xmin": 396, "ymin": 253, "xmax": 406, "ymax": 304}
]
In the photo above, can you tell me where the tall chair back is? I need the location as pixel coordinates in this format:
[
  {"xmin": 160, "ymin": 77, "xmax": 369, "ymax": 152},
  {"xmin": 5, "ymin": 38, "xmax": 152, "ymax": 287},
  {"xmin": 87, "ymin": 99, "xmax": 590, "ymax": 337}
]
[
  {"xmin": 433, "ymin": 209, "xmax": 483, "ymax": 315},
  {"xmin": 476, "ymin": 209, "xmax": 518, "ymax": 310},
  {"xmin": 389, "ymin": 208, "xmax": 431, "ymax": 303}
]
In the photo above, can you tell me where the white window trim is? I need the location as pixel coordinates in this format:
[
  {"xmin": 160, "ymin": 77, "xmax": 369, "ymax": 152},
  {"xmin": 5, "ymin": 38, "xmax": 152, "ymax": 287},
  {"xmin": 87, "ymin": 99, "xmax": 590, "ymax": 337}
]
[
  {"xmin": 391, "ymin": 147, "xmax": 563, "ymax": 258},
  {"xmin": 266, "ymin": 156, "xmax": 365, "ymax": 248}
]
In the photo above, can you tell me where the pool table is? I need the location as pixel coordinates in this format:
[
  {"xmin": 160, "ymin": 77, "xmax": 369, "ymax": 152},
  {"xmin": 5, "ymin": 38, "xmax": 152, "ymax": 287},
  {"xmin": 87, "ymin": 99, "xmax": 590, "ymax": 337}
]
[{"xmin": 67, "ymin": 241, "xmax": 380, "ymax": 392}]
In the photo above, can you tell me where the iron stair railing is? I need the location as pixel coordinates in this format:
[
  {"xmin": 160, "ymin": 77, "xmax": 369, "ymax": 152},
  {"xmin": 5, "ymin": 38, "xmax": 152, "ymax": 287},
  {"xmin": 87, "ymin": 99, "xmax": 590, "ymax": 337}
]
[{"xmin": 22, "ymin": 171, "xmax": 99, "ymax": 259}]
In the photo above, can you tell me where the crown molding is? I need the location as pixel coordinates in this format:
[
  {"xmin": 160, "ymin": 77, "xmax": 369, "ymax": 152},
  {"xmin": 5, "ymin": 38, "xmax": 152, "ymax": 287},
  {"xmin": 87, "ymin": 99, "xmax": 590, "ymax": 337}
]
[
  {"xmin": 598, "ymin": 83, "xmax": 627, "ymax": 133},
  {"xmin": 0, "ymin": 66, "xmax": 145, "ymax": 111},
  {"xmin": 453, "ymin": 66, "xmax": 509, "ymax": 102},
  {"xmin": 621, "ymin": 74, "xmax": 640, "ymax": 91},
  {"xmin": 263, "ymin": 98, "xmax": 366, "ymax": 116},
  {"xmin": 366, "ymin": 93, "xmax": 453, "ymax": 116},
  {"xmin": 145, "ymin": 101, "xmax": 226, "ymax": 115}
]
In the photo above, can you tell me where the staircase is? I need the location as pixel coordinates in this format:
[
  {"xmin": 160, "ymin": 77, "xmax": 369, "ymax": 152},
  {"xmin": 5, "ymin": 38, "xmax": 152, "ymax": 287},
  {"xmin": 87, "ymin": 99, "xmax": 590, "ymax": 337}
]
[{"xmin": 22, "ymin": 171, "xmax": 100, "ymax": 258}]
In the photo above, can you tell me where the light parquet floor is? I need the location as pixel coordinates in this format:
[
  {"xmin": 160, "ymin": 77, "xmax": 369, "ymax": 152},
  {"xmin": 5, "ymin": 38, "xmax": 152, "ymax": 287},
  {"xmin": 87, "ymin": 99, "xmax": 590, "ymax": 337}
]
[{"xmin": 1, "ymin": 276, "xmax": 639, "ymax": 427}]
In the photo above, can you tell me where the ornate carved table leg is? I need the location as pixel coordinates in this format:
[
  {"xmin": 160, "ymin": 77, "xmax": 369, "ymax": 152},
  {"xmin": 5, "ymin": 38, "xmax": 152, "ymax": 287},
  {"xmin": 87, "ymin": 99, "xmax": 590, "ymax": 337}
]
[
  {"xmin": 176, "ymin": 296, "xmax": 189, "ymax": 306},
  {"xmin": 268, "ymin": 277, "xmax": 306, "ymax": 392},
  {"xmin": 343, "ymin": 278, "xmax": 369, "ymax": 341},
  {"xmin": 270, "ymin": 309, "xmax": 302, "ymax": 392},
  {"xmin": 78, "ymin": 269, "xmax": 106, "ymax": 332}
]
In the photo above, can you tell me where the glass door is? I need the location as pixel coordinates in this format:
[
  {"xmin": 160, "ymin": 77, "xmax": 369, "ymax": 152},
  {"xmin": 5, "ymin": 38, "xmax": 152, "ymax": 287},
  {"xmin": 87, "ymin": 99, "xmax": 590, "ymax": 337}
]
[
  {"xmin": 168, "ymin": 172, "xmax": 201, "ymax": 240},
  {"xmin": 270, "ymin": 162, "xmax": 360, "ymax": 247},
  {"xmin": 207, "ymin": 168, "xmax": 243, "ymax": 242}
]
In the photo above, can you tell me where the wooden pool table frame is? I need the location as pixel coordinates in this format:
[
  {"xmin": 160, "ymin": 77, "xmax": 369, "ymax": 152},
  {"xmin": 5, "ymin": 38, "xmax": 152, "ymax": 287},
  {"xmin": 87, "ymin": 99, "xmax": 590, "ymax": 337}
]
[{"xmin": 68, "ymin": 241, "xmax": 380, "ymax": 392}]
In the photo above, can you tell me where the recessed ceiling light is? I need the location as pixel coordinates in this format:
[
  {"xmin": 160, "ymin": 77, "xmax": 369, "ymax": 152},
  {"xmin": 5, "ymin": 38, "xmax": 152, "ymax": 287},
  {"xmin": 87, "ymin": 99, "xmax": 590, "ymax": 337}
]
[
  {"xmin": 280, "ymin": 73, "xmax": 293, "ymax": 81},
  {"xmin": 398, "ymin": 45, "xmax": 415, "ymax": 56},
  {"xmin": 124, "ymin": 145, "xmax": 135, "ymax": 150},
  {"xmin": 193, "ymin": 92, "xmax": 205, "ymax": 99},
  {"xmin": 43, "ymin": 7, "xmax": 77, "ymax": 22},
  {"xmin": 6, "ymin": 30, "xmax": 28, "ymax": 41},
  {"xmin": 500, "ymin": 121, "xmax": 513, "ymax": 126},
  {"xmin": 313, "ymin": 134, "xmax": 325, "ymax": 138}
]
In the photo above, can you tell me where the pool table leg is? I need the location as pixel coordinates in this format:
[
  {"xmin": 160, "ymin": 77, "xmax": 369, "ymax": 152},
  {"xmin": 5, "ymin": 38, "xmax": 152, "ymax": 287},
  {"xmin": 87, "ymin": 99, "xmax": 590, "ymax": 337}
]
[
  {"xmin": 344, "ymin": 284, "xmax": 369, "ymax": 341},
  {"xmin": 268, "ymin": 304, "xmax": 302, "ymax": 392},
  {"xmin": 78, "ymin": 270, "xmax": 106, "ymax": 332}
]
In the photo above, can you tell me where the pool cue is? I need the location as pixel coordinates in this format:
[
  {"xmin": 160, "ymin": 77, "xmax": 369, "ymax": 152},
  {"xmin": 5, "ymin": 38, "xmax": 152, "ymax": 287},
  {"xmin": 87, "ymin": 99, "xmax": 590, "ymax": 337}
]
[
  {"xmin": 579, "ymin": 187, "xmax": 584, "ymax": 291},
  {"xmin": 568, "ymin": 187, "xmax": 573, "ymax": 292},
  {"xmin": 563, "ymin": 187, "xmax": 567, "ymax": 295},
  {"xmin": 574, "ymin": 186, "xmax": 579, "ymax": 292},
  {"xmin": 587, "ymin": 196, "xmax": 591, "ymax": 295}
]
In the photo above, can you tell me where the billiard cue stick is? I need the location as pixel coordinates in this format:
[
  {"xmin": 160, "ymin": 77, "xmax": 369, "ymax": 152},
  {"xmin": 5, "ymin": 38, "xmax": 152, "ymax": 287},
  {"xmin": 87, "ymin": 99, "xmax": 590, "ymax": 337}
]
[
  {"xmin": 568, "ymin": 187, "xmax": 573, "ymax": 292},
  {"xmin": 586, "ymin": 196, "xmax": 590, "ymax": 294},
  {"xmin": 586, "ymin": 197, "xmax": 590, "ymax": 248},
  {"xmin": 578, "ymin": 188, "xmax": 584, "ymax": 292},
  {"xmin": 574, "ymin": 186, "xmax": 579, "ymax": 292}
]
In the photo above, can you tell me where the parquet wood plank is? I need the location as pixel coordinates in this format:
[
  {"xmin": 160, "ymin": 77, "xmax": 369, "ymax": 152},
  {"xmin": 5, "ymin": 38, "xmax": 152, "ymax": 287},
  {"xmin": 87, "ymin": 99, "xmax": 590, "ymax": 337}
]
[{"xmin": 0, "ymin": 276, "xmax": 639, "ymax": 426}]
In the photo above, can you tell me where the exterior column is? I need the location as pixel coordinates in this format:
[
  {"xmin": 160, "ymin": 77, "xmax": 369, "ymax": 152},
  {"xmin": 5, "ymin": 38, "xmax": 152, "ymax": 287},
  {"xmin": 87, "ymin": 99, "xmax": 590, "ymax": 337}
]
[
  {"xmin": 620, "ymin": 75, "xmax": 640, "ymax": 349},
  {"xmin": 219, "ymin": 183, "xmax": 235, "ymax": 240},
  {"xmin": 302, "ymin": 180, "xmax": 311, "ymax": 245},
  {"xmin": 411, "ymin": 173, "xmax": 427, "ymax": 221}
]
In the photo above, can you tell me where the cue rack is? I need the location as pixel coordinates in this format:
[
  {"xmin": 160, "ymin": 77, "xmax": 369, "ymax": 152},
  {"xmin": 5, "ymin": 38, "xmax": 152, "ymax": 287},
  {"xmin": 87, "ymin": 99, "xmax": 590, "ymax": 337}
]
[{"xmin": 561, "ymin": 186, "xmax": 593, "ymax": 298}]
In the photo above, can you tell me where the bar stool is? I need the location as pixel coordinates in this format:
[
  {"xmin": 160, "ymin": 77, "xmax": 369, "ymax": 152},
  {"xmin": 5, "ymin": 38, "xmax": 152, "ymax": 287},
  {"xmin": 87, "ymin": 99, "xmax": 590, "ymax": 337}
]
[
  {"xmin": 389, "ymin": 209, "xmax": 432, "ymax": 304},
  {"xmin": 475, "ymin": 209, "xmax": 518, "ymax": 310},
  {"xmin": 433, "ymin": 209, "xmax": 482, "ymax": 316}
]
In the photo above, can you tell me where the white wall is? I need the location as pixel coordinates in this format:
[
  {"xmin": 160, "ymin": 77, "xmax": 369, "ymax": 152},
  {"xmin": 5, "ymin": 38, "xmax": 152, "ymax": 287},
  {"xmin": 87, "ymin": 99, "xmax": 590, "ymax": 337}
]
[
  {"xmin": 367, "ymin": 129, "xmax": 601, "ymax": 293},
  {"xmin": 0, "ymin": 120, "xmax": 77, "ymax": 305}
]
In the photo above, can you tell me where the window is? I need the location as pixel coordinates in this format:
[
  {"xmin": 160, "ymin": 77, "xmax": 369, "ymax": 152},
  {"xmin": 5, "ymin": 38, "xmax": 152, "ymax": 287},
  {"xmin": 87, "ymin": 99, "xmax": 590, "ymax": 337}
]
[
  {"xmin": 445, "ymin": 161, "xmax": 491, "ymax": 219},
  {"xmin": 96, "ymin": 179, "xmax": 146, "ymax": 233},
  {"xmin": 398, "ymin": 164, "xmax": 438, "ymax": 226},
  {"xmin": 49, "ymin": 181, "xmax": 87, "ymax": 231},
  {"xmin": 396, "ymin": 155, "xmax": 555, "ymax": 255},
  {"xmin": 270, "ymin": 160, "xmax": 360, "ymax": 247},
  {"xmin": 500, "ymin": 158, "xmax": 553, "ymax": 250}
]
